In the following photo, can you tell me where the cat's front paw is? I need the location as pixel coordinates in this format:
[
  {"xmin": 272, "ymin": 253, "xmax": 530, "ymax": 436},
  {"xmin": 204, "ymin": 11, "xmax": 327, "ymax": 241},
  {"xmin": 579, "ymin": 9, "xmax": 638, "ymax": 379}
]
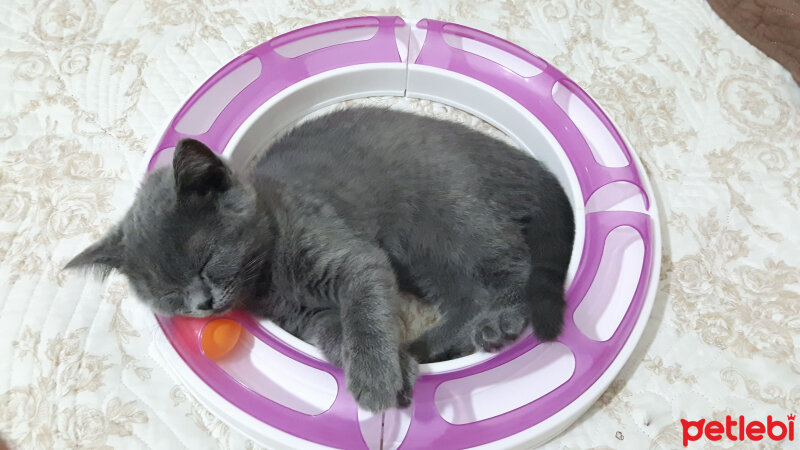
[
  {"xmin": 346, "ymin": 349, "xmax": 419, "ymax": 412},
  {"xmin": 471, "ymin": 306, "xmax": 528, "ymax": 352},
  {"xmin": 346, "ymin": 351, "xmax": 403, "ymax": 412}
]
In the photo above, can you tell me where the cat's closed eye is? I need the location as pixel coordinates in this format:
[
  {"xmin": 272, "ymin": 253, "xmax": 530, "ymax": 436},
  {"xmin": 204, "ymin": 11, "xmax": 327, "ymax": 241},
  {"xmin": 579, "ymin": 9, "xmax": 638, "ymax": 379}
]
[
  {"xmin": 160, "ymin": 292, "xmax": 183, "ymax": 312},
  {"xmin": 198, "ymin": 258, "xmax": 212, "ymax": 282}
]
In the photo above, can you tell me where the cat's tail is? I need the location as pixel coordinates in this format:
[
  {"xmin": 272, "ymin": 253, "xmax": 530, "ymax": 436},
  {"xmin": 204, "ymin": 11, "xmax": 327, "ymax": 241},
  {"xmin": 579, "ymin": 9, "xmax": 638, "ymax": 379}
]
[{"xmin": 524, "ymin": 193, "xmax": 575, "ymax": 341}]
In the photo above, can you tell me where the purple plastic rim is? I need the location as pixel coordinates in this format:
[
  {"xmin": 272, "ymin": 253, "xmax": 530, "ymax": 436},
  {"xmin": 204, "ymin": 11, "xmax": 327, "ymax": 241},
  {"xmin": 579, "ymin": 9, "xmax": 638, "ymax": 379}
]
[
  {"xmin": 147, "ymin": 16, "xmax": 405, "ymax": 173},
  {"xmin": 149, "ymin": 16, "xmax": 658, "ymax": 449},
  {"xmin": 414, "ymin": 19, "xmax": 648, "ymax": 208},
  {"xmin": 154, "ymin": 17, "xmax": 407, "ymax": 449}
]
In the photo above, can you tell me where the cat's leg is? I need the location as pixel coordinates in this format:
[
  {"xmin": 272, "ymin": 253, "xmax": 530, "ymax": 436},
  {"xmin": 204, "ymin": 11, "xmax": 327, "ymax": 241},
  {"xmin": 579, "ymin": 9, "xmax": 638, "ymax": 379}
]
[
  {"xmin": 405, "ymin": 300, "xmax": 479, "ymax": 363},
  {"xmin": 293, "ymin": 307, "xmax": 418, "ymax": 408},
  {"xmin": 292, "ymin": 308, "xmax": 346, "ymax": 366},
  {"xmin": 523, "ymin": 211, "xmax": 573, "ymax": 342},
  {"xmin": 281, "ymin": 206, "xmax": 423, "ymax": 411},
  {"xmin": 468, "ymin": 245, "xmax": 534, "ymax": 352},
  {"xmin": 336, "ymin": 259, "xmax": 419, "ymax": 411},
  {"xmin": 470, "ymin": 208, "xmax": 573, "ymax": 349},
  {"xmin": 286, "ymin": 234, "xmax": 419, "ymax": 411},
  {"xmin": 406, "ymin": 291, "xmax": 530, "ymax": 360},
  {"xmin": 403, "ymin": 271, "xmax": 488, "ymax": 363}
]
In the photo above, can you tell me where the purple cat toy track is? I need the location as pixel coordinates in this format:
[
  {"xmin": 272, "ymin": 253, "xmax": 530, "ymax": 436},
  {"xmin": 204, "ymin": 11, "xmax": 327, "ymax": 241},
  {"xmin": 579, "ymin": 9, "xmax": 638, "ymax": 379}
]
[{"xmin": 147, "ymin": 16, "xmax": 661, "ymax": 449}]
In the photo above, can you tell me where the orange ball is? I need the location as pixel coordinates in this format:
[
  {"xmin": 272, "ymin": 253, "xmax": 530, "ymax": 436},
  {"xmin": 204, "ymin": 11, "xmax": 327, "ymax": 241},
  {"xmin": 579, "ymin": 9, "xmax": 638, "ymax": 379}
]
[{"xmin": 201, "ymin": 319, "xmax": 243, "ymax": 360}]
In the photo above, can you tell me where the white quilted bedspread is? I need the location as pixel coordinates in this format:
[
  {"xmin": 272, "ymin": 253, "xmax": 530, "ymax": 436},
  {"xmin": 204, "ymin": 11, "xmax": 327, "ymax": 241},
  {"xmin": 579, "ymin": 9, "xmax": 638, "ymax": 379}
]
[{"xmin": 1, "ymin": 0, "xmax": 799, "ymax": 449}]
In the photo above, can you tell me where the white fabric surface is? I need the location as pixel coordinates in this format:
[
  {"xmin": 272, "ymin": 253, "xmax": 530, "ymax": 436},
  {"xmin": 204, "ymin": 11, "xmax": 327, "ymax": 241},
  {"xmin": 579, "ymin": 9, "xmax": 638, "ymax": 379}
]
[{"xmin": 1, "ymin": 0, "xmax": 799, "ymax": 448}]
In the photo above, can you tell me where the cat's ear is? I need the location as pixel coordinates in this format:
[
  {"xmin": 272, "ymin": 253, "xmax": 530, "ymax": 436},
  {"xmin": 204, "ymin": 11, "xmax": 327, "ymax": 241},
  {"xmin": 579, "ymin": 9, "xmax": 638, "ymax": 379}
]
[
  {"xmin": 173, "ymin": 138, "xmax": 231, "ymax": 196},
  {"xmin": 64, "ymin": 226, "xmax": 124, "ymax": 278}
]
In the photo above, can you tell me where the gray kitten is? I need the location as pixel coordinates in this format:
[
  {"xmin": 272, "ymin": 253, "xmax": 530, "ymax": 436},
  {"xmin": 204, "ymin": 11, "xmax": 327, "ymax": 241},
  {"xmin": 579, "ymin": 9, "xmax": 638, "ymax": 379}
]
[{"xmin": 67, "ymin": 107, "xmax": 574, "ymax": 412}]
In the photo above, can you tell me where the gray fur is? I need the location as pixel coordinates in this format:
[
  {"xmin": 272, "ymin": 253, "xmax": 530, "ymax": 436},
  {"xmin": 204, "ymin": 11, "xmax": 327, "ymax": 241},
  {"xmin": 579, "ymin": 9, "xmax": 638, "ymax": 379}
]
[{"xmin": 66, "ymin": 107, "xmax": 574, "ymax": 412}]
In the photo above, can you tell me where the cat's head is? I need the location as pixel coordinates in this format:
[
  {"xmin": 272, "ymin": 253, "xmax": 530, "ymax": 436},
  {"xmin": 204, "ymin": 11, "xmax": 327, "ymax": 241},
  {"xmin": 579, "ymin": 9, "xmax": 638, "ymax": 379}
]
[{"xmin": 66, "ymin": 139, "xmax": 260, "ymax": 317}]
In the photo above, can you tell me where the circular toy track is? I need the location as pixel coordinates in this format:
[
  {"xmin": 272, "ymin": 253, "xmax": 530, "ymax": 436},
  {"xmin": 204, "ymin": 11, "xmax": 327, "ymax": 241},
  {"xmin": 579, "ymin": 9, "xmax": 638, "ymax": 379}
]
[{"xmin": 147, "ymin": 16, "xmax": 661, "ymax": 450}]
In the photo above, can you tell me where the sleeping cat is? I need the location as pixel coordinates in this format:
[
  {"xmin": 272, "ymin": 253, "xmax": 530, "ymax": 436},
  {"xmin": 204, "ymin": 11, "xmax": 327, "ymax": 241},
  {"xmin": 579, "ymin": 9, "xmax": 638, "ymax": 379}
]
[{"xmin": 66, "ymin": 107, "xmax": 575, "ymax": 412}]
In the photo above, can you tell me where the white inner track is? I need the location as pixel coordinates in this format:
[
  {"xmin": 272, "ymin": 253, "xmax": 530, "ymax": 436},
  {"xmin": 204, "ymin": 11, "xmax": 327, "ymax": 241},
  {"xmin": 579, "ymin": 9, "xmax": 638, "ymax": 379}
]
[
  {"xmin": 224, "ymin": 62, "xmax": 587, "ymax": 374},
  {"xmin": 148, "ymin": 24, "xmax": 661, "ymax": 450}
]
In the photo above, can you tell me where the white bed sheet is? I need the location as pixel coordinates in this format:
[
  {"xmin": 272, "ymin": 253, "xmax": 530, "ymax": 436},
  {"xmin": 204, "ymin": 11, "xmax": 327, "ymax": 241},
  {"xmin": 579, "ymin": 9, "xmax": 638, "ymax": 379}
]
[{"xmin": 1, "ymin": 0, "xmax": 799, "ymax": 448}]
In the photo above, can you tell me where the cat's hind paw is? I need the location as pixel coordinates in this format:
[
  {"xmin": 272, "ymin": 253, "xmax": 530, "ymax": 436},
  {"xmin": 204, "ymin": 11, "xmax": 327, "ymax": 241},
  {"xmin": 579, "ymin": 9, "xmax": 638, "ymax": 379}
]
[{"xmin": 471, "ymin": 307, "xmax": 527, "ymax": 352}]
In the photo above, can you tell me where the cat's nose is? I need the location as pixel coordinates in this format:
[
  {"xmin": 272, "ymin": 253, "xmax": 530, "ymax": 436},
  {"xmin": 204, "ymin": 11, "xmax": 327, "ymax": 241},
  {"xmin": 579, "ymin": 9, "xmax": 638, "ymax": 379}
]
[{"xmin": 197, "ymin": 298, "xmax": 214, "ymax": 311}]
